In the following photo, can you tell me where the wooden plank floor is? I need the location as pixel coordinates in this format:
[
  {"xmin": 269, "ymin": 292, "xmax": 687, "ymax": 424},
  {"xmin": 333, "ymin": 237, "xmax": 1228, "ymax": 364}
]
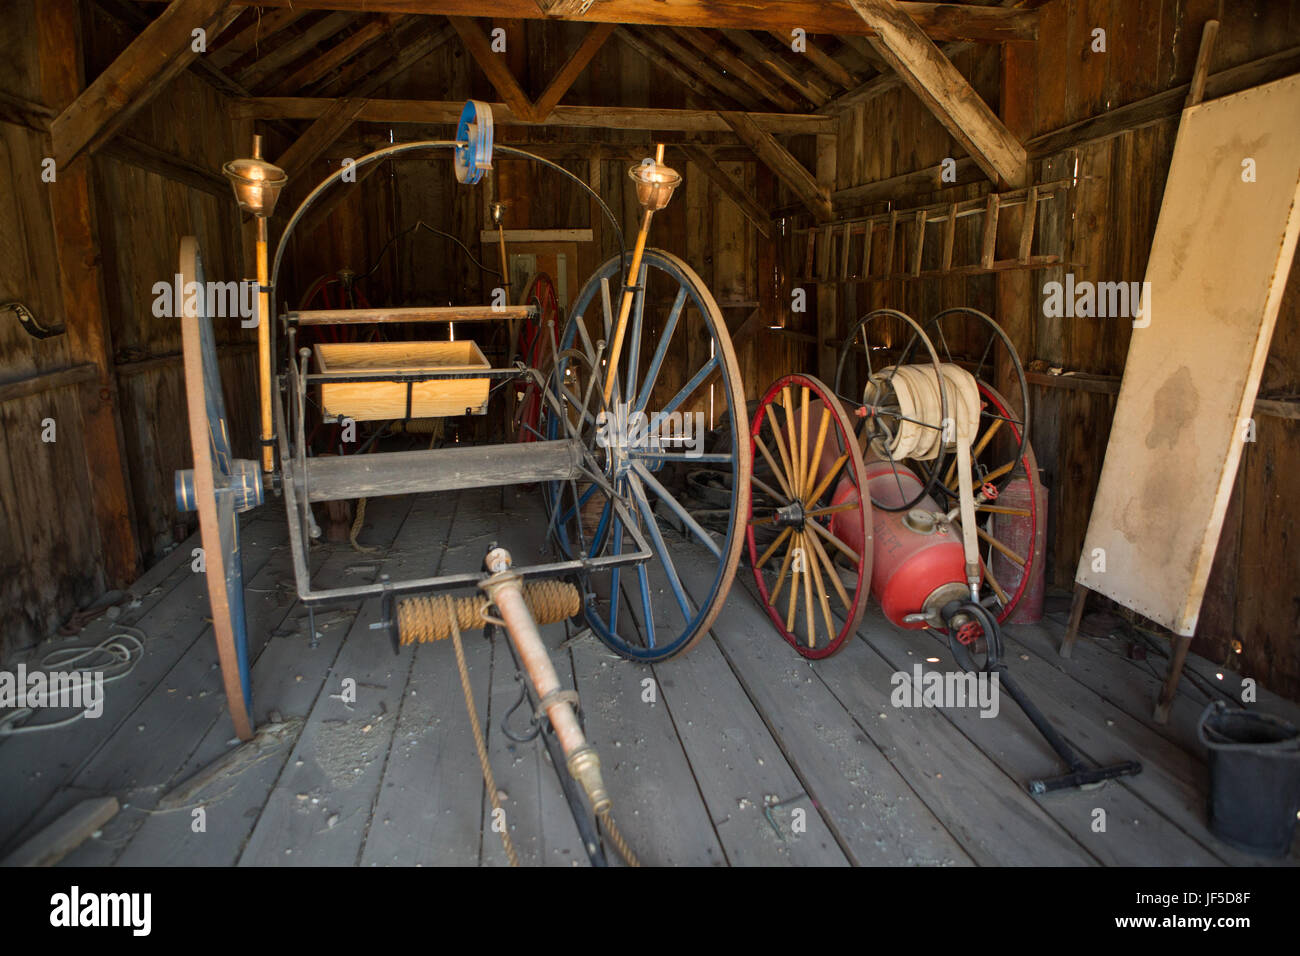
[{"xmin": 2, "ymin": 488, "xmax": 1297, "ymax": 867}]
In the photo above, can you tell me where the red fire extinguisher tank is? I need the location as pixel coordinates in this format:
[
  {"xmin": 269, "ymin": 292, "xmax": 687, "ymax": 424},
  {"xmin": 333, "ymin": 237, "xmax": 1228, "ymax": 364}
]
[{"xmin": 829, "ymin": 459, "xmax": 969, "ymax": 629}]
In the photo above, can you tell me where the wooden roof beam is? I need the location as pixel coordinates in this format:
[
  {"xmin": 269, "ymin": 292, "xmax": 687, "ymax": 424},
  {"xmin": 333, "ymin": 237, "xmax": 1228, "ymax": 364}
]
[
  {"xmin": 767, "ymin": 30, "xmax": 861, "ymax": 90},
  {"xmin": 630, "ymin": 27, "xmax": 769, "ymax": 111},
  {"xmin": 846, "ymin": 0, "xmax": 1027, "ymax": 187},
  {"xmin": 275, "ymin": 97, "xmax": 366, "ymax": 179},
  {"xmin": 337, "ymin": 20, "xmax": 457, "ymax": 98},
  {"xmin": 51, "ymin": 0, "xmax": 239, "ymax": 168},
  {"xmin": 613, "ymin": 28, "xmax": 721, "ymax": 106},
  {"xmin": 274, "ymin": 15, "xmax": 400, "ymax": 94},
  {"xmin": 722, "ymin": 30, "xmax": 833, "ymax": 107},
  {"xmin": 720, "ymin": 110, "xmax": 831, "ymax": 221},
  {"xmin": 671, "ymin": 28, "xmax": 802, "ymax": 113},
  {"xmin": 235, "ymin": 11, "xmax": 357, "ymax": 91},
  {"xmin": 209, "ymin": 6, "xmax": 307, "ymax": 68},
  {"xmin": 448, "ymin": 15, "xmax": 537, "ymax": 120},
  {"xmin": 136, "ymin": 1, "xmax": 1039, "ymax": 43},
  {"xmin": 233, "ymin": 97, "xmax": 836, "ymax": 136},
  {"xmin": 529, "ymin": 22, "xmax": 614, "ymax": 121}
]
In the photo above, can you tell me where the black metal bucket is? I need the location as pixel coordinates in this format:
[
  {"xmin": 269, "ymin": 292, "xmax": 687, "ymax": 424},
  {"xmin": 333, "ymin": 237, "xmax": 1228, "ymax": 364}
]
[{"xmin": 1198, "ymin": 700, "xmax": 1300, "ymax": 857}]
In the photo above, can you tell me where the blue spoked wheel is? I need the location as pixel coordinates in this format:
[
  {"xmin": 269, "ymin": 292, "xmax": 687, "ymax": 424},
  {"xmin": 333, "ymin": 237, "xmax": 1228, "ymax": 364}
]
[
  {"xmin": 543, "ymin": 250, "xmax": 751, "ymax": 662},
  {"xmin": 175, "ymin": 237, "xmax": 262, "ymax": 741}
]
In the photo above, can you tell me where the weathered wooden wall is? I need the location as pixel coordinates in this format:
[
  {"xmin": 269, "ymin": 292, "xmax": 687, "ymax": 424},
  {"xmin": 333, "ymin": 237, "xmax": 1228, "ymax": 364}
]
[
  {"xmin": 997, "ymin": 0, "xmax": 1300, "ymax": 698},
  {"xmin": 0, "ymin": 0, "xmax": 254, "ymax": 655}
]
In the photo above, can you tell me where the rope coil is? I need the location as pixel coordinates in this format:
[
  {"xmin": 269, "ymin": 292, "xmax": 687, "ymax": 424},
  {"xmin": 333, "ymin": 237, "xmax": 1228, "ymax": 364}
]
[{"xmin": 397, "ymin": 580, "xmax": 580, "ymax": 644}]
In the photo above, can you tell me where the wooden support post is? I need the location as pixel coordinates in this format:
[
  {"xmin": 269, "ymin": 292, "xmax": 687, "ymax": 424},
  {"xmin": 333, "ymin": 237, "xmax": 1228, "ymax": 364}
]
[
  {"xmin": 860, "ymin": 217, "xmax": 874, "ymax": 278},
  {"xmin": 815, "ymin": 132, "xmax": 838, "ymax": 381},
  {"xmin": 979, "ymin": 192, "xmax": 1000, "ymax": 269},
  {"xmin": 911, "ymin": 209, "xmax": 927, "ymax": 276},
  {"xmin": 883, "ymin": 210, "xmax": 898, "ymax": 276},
  {"xmin": 1154, "ymin": 635, "xmax": 1194, "ymax": 725},
  {"xmin": 941, "ymin": 202, "xmax": 957, "ymax": 271},
  {"xmin": 1017, "ymin": 185, "xmax": 1038, "ymax": 263},
  {"xmin": 840, "ymin": 222, "xmax": 853, "ymax": 279},
  {"xmin": 1185, "ymin": 20, "xmax": 1221, "ymax": 109},
  {"xmin": 1059, "ymin": 582, "xmax": 1089, "ymax": 658},
  {"xmin": 804, "ymin": 230, "xmax": 817, "ymax": 279},
  {"xmin": 38, "ymin": 0, "xmax": 140, "ymax": 587}
]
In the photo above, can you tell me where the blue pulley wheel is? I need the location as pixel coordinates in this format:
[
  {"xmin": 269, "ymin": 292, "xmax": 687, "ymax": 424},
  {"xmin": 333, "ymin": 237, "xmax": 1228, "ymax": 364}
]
[{"xmin": 454, "ymin": 99, "xmax": 494, "ymax": 184}]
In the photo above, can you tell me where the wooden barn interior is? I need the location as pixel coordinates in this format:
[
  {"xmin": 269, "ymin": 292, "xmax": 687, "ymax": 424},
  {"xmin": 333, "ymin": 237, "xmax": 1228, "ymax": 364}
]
[{"xmin": 1, "ymin": 0, "xmax": 1299, "ymax": 869}]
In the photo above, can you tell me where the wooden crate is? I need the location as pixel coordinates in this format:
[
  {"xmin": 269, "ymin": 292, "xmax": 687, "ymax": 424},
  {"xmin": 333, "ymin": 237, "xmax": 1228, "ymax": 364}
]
[{"xmin": 314, "ymin": 341, "xmax": 491, "ymax": 422}]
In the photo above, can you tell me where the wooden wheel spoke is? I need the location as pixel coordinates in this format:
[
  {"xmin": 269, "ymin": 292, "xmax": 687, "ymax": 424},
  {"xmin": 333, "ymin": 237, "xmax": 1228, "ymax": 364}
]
[
  {"xmin": 980, "ymin": 556, "xmax": 1010, "ymax": 605},
  {"xmin": 804, "ymin": 405, "xmax": 831, "ymax": 501},
  {"xmin": 781, "ymin": 386, "xmax": 801, "ymax": 498},
  {"xmin": 752, "ymin": 474, "xmax": 791, "ymax": 507},
  {"xmin": 755, "ymin": 525, "xmax": 793, "ymax": 569},
  {"xmin": 768, "ymin": 533, "xmax": 798, "ymax": 606},
  {"xmin": 976, "ymin": 525, "xmax": 1026, "ymax": 567},
  {"xmin": 806, "ymin": 529, "xmax": 852, "ymax": 612},
  {"xmin": 805, "ymin": 452, "xmax": 848, "ymax": 506},
  {"xmin": 800, "ymin": 531, "xmax": 816, "ymax": 648},
  {"xmin": 805, "ymin": 501, "xmax": 857, "ymax": 520},
  {"xmin": 807, "ymin": 517, "xmax": 860, "ymax": 566},
  {"xmin": 784, "ymin": 534, "xmax": 802, "ymax": 632},
  {"xmin": 804, "ymin": 534, "xmax": 836, "ymax": 646},
  {"xmin": 976, "ymin": 504, "xmax": 1030, "ymax": 517},
  {"xmin": 755, "ymin": 435, "xmax": 793, "ymax": 501},
  {"xmin": 798, "ymin": 386, "xmax": 810, "ymax": 504}
]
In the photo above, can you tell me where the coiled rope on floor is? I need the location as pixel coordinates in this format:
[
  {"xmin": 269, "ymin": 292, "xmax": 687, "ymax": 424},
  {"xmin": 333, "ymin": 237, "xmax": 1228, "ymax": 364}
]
[{"xmin": 397, "ymin": 580, "xmax": 580, "ymax": 644}]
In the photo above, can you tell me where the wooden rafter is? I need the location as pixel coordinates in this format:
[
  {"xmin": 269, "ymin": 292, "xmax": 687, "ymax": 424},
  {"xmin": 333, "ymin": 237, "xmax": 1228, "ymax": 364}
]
[
  {"xmin": 613, "ymin": 28, "xmax": 719, "ymax": 105},
  {"xmin": 234, "ymin": 97, "xmax": 835, "ymax": 135},
  {"xmin": 529, "ymin": 22, "xmax": 614, "ymax": 121},
  {"xmin": 681, "ymin": 146, "xmax": 772, "ymax": 237},
  {"xmin": 209, "ymin": 6, "xmax": 306, "ymax": 68},
  {"xmin": 275, "ymin": 98, "xmax": 366, "ymax": 179},
  {"xmin": 720, "ymin": 110, "xmax": 831, "ymax": 221},
  {"xmin": 236, "ymin": 11, "xmax": 356, "ymax": 90},
  {"xmin": 629, "ymin": 27, "xmax": 766, "ymax": 110},
  {"xmin": 722, "ymin": 30, "xmax": 832, "ymax": 106},
  {"xmin": 136, "ymin": 1, "xmax": 1039, "ymax": 43},
  {"xmin": 671, "ymin": 28, "xmax": 801, "ymax": 112},
  {"xmin": 51, "ymin": 0, "xmax": 238, "ymax": 167},
  {"xmin": 767, "ymin": 30, "xmax": 861, "ymax": 90},
  {"xmin": 315, "ymin": 17, "xmax": 443, "ymax": 97},
  {"xmin": 274, "ymin": 15, "xmax": 400, "ymax": 94},
  {"xmin": 448, "ymin": 15, "xmax": 536, "ymax": 120},
  {"xmin": 846, "ymin": 0, "xmax": 1027, "ymax": 187}
]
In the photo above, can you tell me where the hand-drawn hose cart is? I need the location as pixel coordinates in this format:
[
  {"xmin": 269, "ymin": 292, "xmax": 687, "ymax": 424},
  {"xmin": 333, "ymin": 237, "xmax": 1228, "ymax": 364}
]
[
  {"xmin": 173, "ymin": 101, "xmax": 752, "ymax": 866},
  {"xmin": 744, "ymin": 308, "xmax": 1142, "ymax": 793}
]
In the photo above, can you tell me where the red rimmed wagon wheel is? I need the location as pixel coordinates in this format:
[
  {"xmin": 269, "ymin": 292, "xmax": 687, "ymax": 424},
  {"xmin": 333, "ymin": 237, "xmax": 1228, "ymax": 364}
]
[{"xmin": 746, "ymin": 374, "xmax": 873, "ymax": 659}]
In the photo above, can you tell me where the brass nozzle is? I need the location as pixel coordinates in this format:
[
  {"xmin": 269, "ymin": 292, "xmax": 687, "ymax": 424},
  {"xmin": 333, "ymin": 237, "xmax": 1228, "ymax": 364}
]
[{"xmin": 566, "ymin": 745, "xmax": 611, "ymax": 814}]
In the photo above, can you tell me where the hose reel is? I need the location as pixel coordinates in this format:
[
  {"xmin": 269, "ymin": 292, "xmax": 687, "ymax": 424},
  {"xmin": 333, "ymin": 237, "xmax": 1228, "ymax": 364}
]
[
  {"xmin": 862, "ymin": 363, "xmax": 981, "ymax": 461},
  {"xmin": 397, "ymin": 579, "xmax": 580, "ymax": 644}
]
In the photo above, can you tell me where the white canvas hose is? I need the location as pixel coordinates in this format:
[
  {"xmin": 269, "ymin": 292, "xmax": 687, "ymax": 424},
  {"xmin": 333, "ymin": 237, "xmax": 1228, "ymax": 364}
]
[{"xmin": 867, "ymin": 363, "xmax": 984, "ymax": 593}]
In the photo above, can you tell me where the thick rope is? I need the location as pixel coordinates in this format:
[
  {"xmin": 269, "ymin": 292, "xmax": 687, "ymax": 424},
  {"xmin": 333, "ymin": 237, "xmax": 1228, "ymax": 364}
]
[
  {"xmin": 349, "ymin": 497, "xmax": 378, "ymax": 553},
  {"xmin": 598, "ymin": 807, "xmax": 641, "ymax": 867},
  {"xmin": 398, "ymin": 580, "xmax": 580, "ymax": 644},
  {"xmin": 446, "ymin": 596, "xmax": 519, "ymax": 867}
]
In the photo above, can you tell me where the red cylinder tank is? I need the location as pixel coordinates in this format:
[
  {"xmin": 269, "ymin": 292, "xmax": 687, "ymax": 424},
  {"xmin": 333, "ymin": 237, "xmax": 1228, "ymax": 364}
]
[
  {"xmin": 992, "ymin": 472, "xmax": 1046, "ymax": 623},
  {"xmin": 830, "ymin": 460, "xmax": 968, "ymax": 629}
]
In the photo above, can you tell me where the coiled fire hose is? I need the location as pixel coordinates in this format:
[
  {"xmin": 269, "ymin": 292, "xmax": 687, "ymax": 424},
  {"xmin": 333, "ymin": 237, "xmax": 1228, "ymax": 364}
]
[{"xmin": 399, "ymin": 557, "xmax": 640, "ymax": 866}]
